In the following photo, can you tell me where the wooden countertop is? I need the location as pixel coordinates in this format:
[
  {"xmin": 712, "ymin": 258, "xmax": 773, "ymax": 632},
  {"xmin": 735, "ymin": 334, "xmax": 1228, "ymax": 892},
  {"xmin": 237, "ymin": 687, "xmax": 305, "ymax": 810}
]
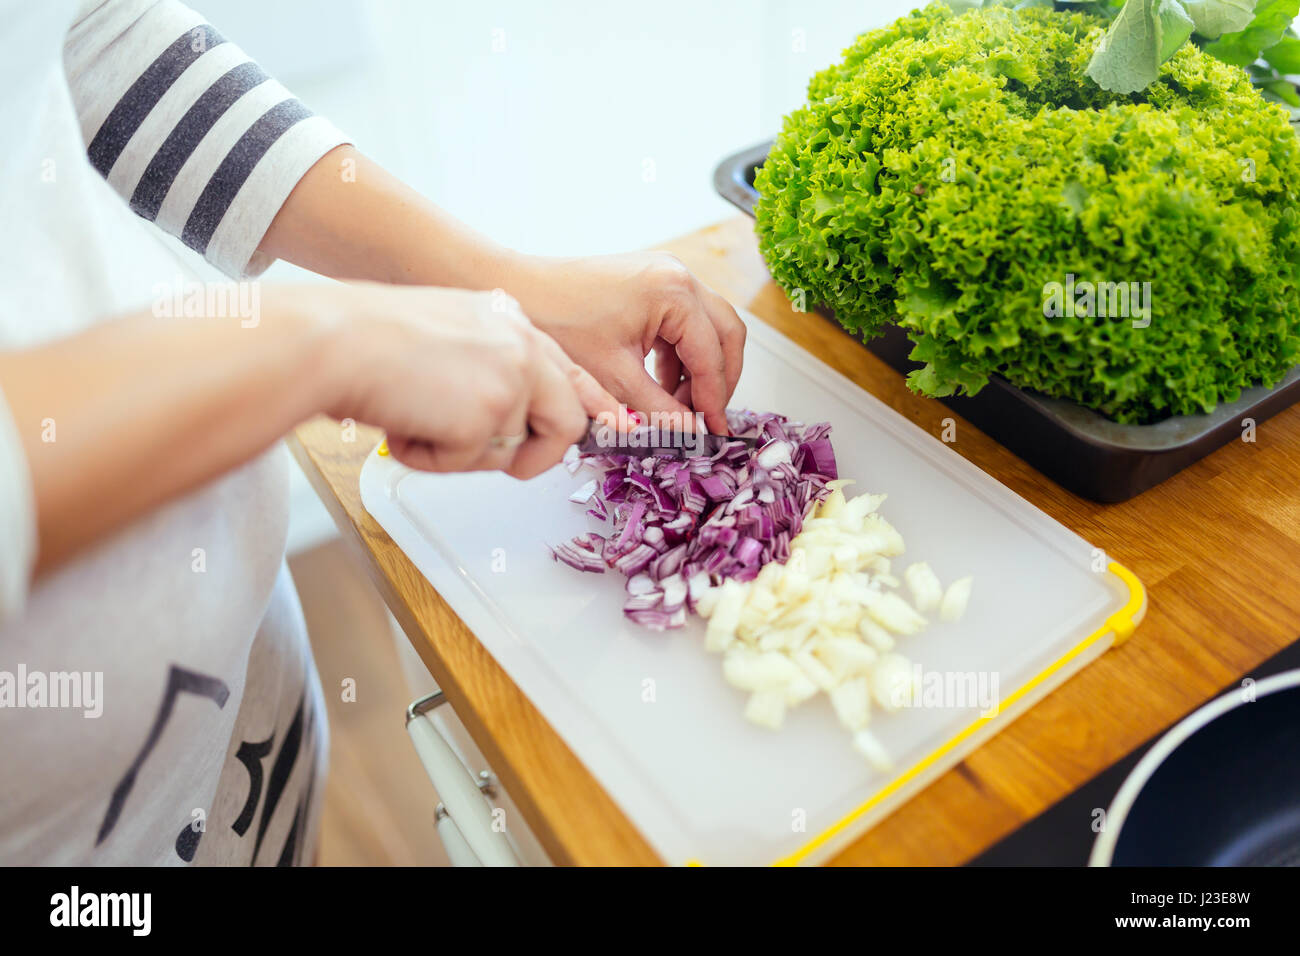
[{"xmin": 290, "ymin": 215, "xmax": 1300, "ymax": 866}]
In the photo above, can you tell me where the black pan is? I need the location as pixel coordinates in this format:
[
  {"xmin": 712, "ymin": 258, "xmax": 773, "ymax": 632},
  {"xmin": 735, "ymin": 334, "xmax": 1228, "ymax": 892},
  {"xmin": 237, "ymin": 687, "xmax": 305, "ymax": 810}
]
[{"xmin": 1091, "ymin": 670, "xmax": 1300, "ymax": 866}]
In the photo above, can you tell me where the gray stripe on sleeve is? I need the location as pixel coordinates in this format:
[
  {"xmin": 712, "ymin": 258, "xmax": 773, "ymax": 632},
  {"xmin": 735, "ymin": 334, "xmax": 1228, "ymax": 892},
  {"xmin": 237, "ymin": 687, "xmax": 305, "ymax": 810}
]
[
  {"xmin": 129, "ymin": 62, "xmax": 271, "ymax": 221},
  {"xmin": 86, "ymin": 24, "xmax": 227, "ymax": 178},
  {"xmin": 180, "ymin": 98, "xmax": 313, "ymax": 255}
]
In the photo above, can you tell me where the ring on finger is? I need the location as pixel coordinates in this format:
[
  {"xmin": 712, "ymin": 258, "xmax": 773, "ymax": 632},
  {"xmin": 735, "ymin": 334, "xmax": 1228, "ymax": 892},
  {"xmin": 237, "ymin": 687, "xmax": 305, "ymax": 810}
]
[{"xmin": 488, "ymin": 429, "xmax": 529, "ymax": 451}]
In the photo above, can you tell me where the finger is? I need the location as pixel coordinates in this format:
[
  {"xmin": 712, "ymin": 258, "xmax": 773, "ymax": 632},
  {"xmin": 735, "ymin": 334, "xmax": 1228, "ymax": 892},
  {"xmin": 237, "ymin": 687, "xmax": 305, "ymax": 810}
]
[
  {"xmin": 470, "ymin": 412, "xmax": 531, "ymax": 472},
  {"xmin": 390, "ymin": 391, "xmax": 529, "ymax": 473},
  {"xmin": 660, "ymin": 300, "xmax": 729, "ymax": 435},
  {"xmin": 384, "ymin": 436, "xmax": 438, "ymax": 470},
  {"xmin": 468, "ymin": 434, "xmax": 529, "ymax": 472},
  {"xmin": 653, "ymin": 339, "xmax": 684, "ymax": 395},
  {"xmin": 701, "ymin": 290, "xmax": 746, "ymax": 404},
  {"xmin": 612, "ymin": 359, "xmax": 697, "ymax": 424},
  {"xmin": 567, "ymin": 363, "xmax": 621, "ymax": 422},
  {"xmin": 509, "ymin": 423, "xmax": 578, "ymax": 479},
  {"xmin": 671, "ymin": 372, "xmax": 693, "ymax": 409},
  {"xmin": 387, "ymin": 434, "xmax": 485, "ymax": 473},
  {"xmin": 480, "ymin": 375, "xmax": 534, "ymax": 471},
  {"xmin": 507, "ymin": 336, "xmax": 587, "ymax": 480},
  {"xmin": 533, "ymin": 330, "xmax": 620, "ymax": 422},
  {"xmin": 493, "ymin": 306, "xmax": 586, "ymax": 477}
]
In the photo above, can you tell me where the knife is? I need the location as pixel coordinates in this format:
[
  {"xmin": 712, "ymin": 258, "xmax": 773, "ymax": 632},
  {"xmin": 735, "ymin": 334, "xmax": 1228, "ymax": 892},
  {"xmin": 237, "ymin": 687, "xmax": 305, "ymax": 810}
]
[{"xmin": 576, "ymin": 417, "xmax": 761, "ymax": 459}]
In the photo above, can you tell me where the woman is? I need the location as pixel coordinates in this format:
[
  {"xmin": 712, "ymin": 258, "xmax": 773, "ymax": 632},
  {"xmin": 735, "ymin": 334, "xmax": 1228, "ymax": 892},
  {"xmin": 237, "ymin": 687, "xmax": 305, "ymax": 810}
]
[{"xmin": 0, "ymin": 0, "xmax": 744, "ymax": 864}]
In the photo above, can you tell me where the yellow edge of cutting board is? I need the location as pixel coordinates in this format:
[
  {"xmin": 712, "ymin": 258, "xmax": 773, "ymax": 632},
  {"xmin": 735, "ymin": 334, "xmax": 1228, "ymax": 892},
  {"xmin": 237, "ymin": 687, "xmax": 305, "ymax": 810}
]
[{"xmin": 683, "ymin": 560, "xmax": 1147, "ymax": 868}]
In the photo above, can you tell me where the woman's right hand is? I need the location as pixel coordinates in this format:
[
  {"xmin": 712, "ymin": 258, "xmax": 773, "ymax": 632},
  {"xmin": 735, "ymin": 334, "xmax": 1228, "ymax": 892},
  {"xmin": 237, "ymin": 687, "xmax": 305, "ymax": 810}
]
[
  {"xmin": 311, "ymin": 282, "xmax": 617, "ymax": 479},
  {"xmin": 1, "ymin": 280, "xmax": 612, "ymax": 574}
]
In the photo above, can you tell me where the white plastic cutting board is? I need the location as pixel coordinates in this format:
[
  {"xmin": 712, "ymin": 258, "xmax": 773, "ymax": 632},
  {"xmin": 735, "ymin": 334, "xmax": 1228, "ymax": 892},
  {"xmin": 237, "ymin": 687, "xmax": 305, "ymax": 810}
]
[{"xmin": 360, "ymin": 313, "xmax": 1144, "ymax": 866}]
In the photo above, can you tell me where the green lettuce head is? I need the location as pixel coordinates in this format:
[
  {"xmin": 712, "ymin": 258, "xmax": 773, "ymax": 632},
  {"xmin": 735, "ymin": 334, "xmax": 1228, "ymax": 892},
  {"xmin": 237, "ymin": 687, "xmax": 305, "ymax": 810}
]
[{"xmin": 755, "ymin": 2, "xmax": 1300, "ymax": 422}]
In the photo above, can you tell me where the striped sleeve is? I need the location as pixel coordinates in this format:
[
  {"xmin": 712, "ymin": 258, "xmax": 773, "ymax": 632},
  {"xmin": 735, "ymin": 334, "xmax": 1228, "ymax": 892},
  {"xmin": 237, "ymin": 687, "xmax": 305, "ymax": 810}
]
[{"xmin": 63, "ymin": 0, "xmax": 351, "ymax": 278}]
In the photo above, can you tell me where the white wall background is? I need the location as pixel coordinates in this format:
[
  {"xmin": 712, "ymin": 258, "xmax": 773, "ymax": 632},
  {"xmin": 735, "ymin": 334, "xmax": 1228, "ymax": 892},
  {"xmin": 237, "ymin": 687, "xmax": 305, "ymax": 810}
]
[
  {"xmin": 193, "ymin": 0, "xmax": 922, "ymax": 550},
  {"xmin": 201, "ymin": 0, "xmax": 920, "ymax": 259}
]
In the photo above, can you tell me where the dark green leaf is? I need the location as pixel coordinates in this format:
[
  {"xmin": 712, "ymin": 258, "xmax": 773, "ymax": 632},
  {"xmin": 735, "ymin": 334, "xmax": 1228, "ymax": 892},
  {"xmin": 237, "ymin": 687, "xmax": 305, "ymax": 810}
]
[
  {"xmin": 1261, "ymin": 76, "xmax": 1300, "ymax": 100},
  {"xmin": 1264, "ymin": 33, "xmax": 1300, "ymax": 70},
  {"xmin": 1203, "ymin": 0, "xmax": 1300, "ymax": 65},
  {"xmin": 1086, "ymin": 0, "xmax": 1196, "ymax": 93}
]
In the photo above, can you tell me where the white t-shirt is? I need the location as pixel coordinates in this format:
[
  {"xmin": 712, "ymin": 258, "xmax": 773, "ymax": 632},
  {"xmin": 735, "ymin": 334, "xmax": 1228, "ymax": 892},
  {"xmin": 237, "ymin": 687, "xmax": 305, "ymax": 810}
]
[{"xmin": 0, "ymin": 0, "xmax": 348, "ymax": 864}]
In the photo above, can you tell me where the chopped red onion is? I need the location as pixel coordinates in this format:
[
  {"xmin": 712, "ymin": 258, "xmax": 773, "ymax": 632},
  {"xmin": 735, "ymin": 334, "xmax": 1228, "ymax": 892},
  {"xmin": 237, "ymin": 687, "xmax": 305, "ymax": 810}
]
[
  {"xmin": 651, "ymin": 544, "xmax": 687, "ymax": 579},
  {"xmin": 568, "ymin": 479, "xmax": 598, "ymax": 504},
  {"xmin": 549, "ymin": 538, "xmax": 605, "ymax": 573},
  {"xmin": 553, "ymin": 409, "xmax": 837, "ymax": 630},
  {"xmin": 797, "ymin": 439, "xmax": 838, "ymax": 480},
  {"xmin": 624, "ymin": 590, "xmax": 663, "ymax": 611},
  {"xmin": 626, "ymin": 608, "xmax": 677, "ymax": 631},
  {"xmin": 698, "ymin": 474, "xmax": 732, "ymax": 500},
  {"xmin": 660, "ymin": 574, "xmax": 687, "ymax": 612},
  {"xmin": 626, "ymin": 573, "xmax": 656, "ymax": 595},
  {"xmin": 612, "ymin": 542, "xmax": 656, "ymax": 576}
]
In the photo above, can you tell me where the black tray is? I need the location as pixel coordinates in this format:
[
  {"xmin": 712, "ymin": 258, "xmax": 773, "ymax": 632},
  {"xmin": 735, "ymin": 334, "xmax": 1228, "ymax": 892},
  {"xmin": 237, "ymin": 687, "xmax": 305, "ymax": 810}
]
[{"xmin": 714, "ymin": 140, "xmax": 1300, "ymax": 503}]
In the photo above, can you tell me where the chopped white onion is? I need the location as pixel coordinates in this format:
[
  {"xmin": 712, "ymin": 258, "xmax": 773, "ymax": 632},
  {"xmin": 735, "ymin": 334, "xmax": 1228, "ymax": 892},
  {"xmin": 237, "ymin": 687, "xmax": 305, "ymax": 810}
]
[
  {"xmin": 870, "ymin": 653, "xmax": 915, "ymax": 712},
  {"xmin": 940, "ymin": 576, "xmax": 973, "ymax": 623},
  {"xmin": 830, "ymin": 677, "xmax": 871, "ymax": 731},
  {"xmin": 745, "ymin": 686, "xmax": 788, "ymax": 730},
  {"xmin": 852, "ymin": 728, "xmax": 893, "ymax": 772},
  {"xmin": 699, "ymin": 484, "xmax": 973, "ymax": 768},
  {"xmin": 904, "ymin": 561, "xmax": 943, "ymax": 614}
]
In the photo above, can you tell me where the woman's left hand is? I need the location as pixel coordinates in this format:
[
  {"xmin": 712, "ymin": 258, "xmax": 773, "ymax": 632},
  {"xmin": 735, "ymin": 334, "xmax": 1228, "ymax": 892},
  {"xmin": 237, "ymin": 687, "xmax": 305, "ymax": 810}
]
[
  {"xmin": 259, "ymin": 148, "xmax": 745, "ymax": 432},
  {"xmin": 503, "ymin": 252, "xmax": 746, "ymax": 435}
]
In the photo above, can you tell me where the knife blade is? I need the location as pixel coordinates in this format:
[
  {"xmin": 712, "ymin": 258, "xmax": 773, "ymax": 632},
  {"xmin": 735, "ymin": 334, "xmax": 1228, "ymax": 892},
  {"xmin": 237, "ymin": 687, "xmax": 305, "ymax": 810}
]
[{"xmin": 576, "ymin": 417, "xmax": 761, "ymax": 459}]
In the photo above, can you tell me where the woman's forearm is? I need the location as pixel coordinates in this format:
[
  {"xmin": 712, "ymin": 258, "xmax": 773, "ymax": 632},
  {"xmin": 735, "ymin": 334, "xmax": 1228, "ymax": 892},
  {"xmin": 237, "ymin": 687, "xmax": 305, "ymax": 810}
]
[
  {"xmin": 259, "ymin": 145, "xmax": 525, "ymax": 290},
  {"xmin": 0, "ymin": 291, "xmax": 340, "ymax": 572}
]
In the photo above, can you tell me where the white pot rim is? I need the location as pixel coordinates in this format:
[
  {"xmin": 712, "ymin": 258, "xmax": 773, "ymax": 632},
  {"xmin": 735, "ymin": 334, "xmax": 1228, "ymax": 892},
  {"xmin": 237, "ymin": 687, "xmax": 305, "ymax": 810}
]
[{"xmin": 1089, "ymin": 667, "xmax": 1300, "ymax": 867}]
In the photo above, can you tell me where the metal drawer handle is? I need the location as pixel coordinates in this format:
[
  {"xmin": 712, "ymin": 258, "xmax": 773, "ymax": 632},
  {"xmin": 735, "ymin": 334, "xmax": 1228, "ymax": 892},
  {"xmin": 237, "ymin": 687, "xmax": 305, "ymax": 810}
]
[{"xmin": 405, "ymin": 691, "xmax": 520, "ymax": 866}]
